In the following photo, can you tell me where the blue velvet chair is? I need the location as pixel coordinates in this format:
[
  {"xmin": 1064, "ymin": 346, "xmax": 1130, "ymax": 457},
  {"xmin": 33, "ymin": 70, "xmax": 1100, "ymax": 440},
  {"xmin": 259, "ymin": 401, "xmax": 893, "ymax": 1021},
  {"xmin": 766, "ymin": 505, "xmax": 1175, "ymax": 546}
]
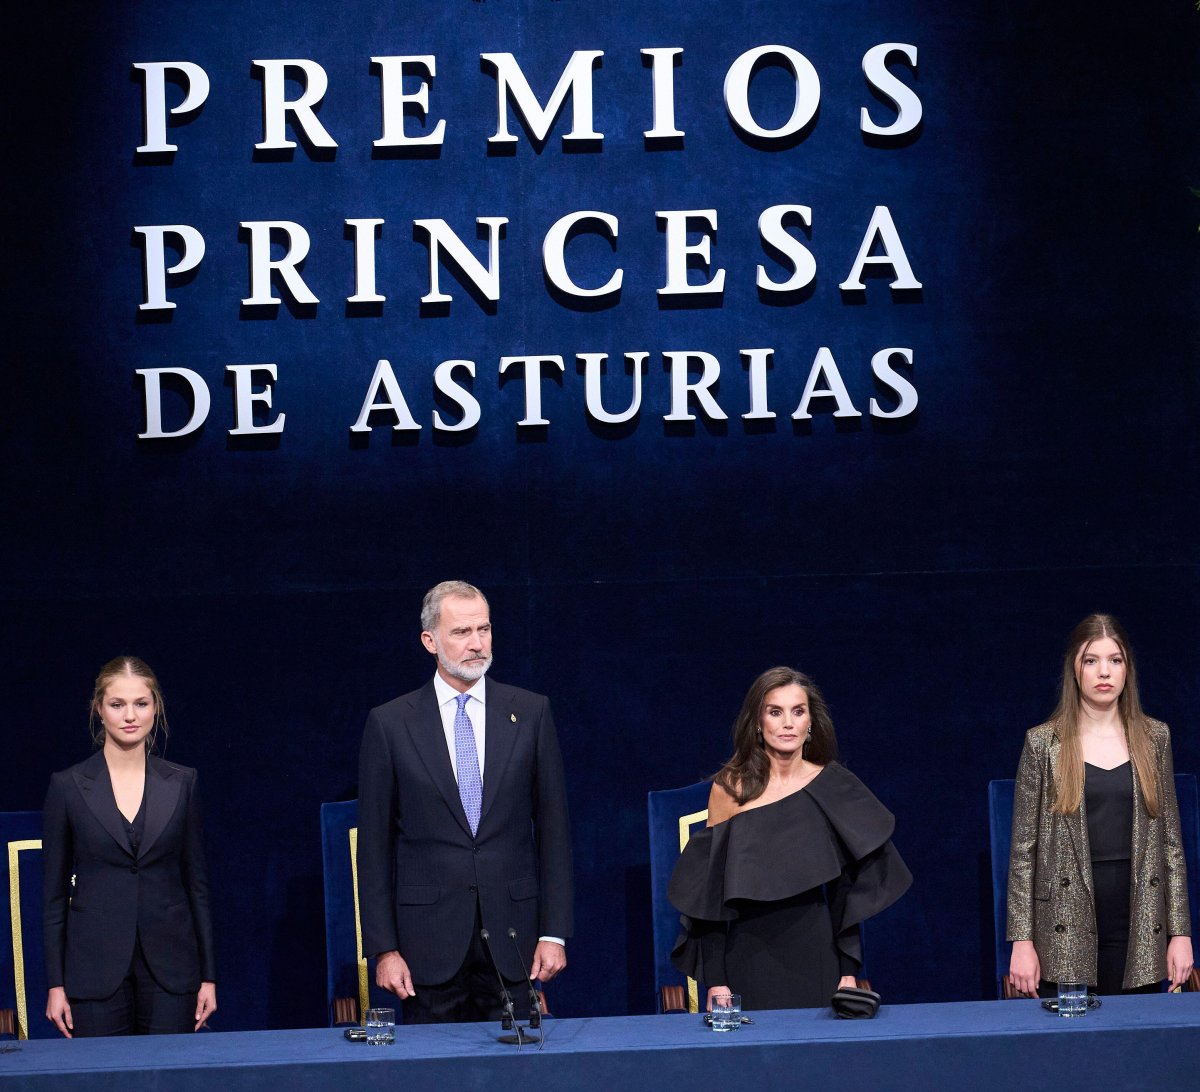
[
  {"xmin": 320, "ymin": 800, "xmax": 392, "ymax": 1026},
  {"xmin": 1, "ymin": 811, "xmax": 48, "ymax": 1040},
  {"xmin": 647, "ymin": 781, "xmax": 711, "ymax": 1013},
  {"xmin": 988, "ymin": 773, "xmax": 1200, "ymax": 999}
]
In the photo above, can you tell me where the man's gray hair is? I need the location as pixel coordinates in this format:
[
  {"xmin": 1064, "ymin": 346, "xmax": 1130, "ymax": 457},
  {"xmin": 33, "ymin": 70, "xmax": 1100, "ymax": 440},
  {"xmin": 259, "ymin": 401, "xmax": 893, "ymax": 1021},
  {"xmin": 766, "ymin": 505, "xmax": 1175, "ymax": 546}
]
[{"xmin": 420, "ymin": 580, "xmax": 488, "ymax": 632}]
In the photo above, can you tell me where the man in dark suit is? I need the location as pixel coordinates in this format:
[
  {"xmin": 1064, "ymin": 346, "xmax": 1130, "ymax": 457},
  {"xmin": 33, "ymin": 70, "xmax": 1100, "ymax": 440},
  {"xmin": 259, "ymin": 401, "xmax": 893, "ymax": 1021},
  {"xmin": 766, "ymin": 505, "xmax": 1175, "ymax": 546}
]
[{"xmin": 356, "ymin": 580, "xmax": 573, "ymax": 1023}]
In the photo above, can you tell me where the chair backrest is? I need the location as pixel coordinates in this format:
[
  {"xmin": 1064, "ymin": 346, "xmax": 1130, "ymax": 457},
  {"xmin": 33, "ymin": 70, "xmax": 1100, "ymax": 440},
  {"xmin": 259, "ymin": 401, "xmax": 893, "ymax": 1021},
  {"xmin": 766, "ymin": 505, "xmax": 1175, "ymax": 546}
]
[
  {"xmin": 988, "ymin": 773, "xmax": 1200, "ymax": 999},
  {"xmin": 647, "ymin": 781, "xmax": 710, "ymax": 1013},
  {"xmin": 320, "ymin": 800, "xmax": 384, "ymax": 1025},
  {"xmin": 1, "ymin": 811, "xmax": 49, "ymax": 1040}
]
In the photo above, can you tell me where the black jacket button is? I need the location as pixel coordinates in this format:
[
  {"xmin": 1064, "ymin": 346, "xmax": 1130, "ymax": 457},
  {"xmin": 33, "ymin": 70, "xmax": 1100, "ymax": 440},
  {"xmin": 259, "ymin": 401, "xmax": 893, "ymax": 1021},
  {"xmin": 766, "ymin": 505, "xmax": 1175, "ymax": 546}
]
[
  {"xmin": 1054, "ymin": 924, "xmax": 1065, "ymax": 934},
  {"xmin": 130, "ymin": 865, "xmax": 138, "ymax": 874},
  {"xmin": 1060, "ymin": 877, "xmax": 1070, "ymax": 887},
  {"xmin": 1153, "ymin": 924, "xmax": 1162, "ymax": 934},
  {"xmin": 1149, "ymin": 877, "xmax": 1159, "ymax": 887}
]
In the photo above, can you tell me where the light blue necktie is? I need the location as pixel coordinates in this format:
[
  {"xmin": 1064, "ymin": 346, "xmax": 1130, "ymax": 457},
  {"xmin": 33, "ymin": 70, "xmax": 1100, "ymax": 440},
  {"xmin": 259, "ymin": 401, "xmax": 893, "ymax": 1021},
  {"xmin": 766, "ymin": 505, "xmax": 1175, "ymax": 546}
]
[{"xmin": 453, "ymin": 693, "xmax": 483, "ymax": 836}]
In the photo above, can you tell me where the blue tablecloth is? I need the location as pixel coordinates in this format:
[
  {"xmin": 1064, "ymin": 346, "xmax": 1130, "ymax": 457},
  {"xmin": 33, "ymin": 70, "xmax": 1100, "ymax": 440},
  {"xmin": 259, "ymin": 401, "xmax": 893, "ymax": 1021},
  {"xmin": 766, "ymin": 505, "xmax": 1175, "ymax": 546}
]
[{"xmin": 4, "ymin": 995, "xmax": 1199, "ymax": 1090}]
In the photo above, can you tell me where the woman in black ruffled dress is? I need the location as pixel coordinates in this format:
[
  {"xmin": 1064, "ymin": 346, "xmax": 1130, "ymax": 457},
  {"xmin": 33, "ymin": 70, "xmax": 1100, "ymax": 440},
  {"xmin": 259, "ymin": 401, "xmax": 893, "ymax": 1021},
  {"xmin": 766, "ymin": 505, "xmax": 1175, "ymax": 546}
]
[{"xmin": 669, "ymin": 666, "xmax": 911, "ymax": 1010}]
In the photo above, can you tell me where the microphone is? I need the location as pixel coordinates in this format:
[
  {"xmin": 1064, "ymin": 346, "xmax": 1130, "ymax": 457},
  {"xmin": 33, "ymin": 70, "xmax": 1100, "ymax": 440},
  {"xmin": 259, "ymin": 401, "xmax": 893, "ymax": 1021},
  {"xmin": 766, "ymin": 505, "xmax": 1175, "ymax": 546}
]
[
  {"xmin": 479, "ymin": 928, "xmax": 516, "ymax": 1033},
  {"xmin": 507, "ymin": 927, "xmax": 542, "ymax": 1030}
]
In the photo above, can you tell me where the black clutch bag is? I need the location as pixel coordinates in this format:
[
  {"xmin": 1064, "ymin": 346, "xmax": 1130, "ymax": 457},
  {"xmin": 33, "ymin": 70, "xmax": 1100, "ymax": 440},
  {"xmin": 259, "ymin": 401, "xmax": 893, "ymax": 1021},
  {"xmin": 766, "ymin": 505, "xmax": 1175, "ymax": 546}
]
[{"xmin": 831, "ymin": 985, "xmax": 881, "ymax": 1019}]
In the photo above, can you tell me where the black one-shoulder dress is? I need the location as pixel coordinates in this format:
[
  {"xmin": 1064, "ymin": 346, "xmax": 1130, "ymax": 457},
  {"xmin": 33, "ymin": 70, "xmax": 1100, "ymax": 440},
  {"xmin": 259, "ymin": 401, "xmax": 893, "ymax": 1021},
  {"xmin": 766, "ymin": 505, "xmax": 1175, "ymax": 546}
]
[{"xmin": 668, "ymin": 762, "xmax": 912, "ymax": 1010}]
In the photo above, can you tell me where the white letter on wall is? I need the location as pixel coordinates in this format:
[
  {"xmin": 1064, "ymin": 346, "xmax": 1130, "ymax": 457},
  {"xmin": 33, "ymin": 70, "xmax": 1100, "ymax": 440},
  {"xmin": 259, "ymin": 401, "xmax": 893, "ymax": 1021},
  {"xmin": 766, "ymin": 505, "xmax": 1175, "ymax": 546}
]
[
  {"xmin": 741, "ymin": 348, "xmax": 776, "ymax": 420},
  {"xmin": 345, "ymin": 218, "xmax": 385, "ymax": 303},
  {"xmin": 664, "ymin": 351, "xmax": 728, "ymax": 421},
  {"xmin": 133, "ymin": 62, "xmax": 210, "ymax": 153},
  {"xmin": 240, "ymin": 221, "xmax": 320, "ymax": 306},
  {"xmin": 499, "ymin": 356, "xmax": 565, "ymax": 426},
  {"xmin": 372, "ymin": 55, "xmax": 446, "ymax": 147},
  {"xmin": 658, "ymin": 210, "xmax": 725, "ymax": 297},
  {"xmin": 724, "ymin": 45, "xmax": 819, "ymax": 140},
  {"xmin": 137, "ymin": 368, "xmax": 211, "ymax": 439},
  {"xmin": 134, "ymin": 225, "xmax": 206, "ymax": 310},
  {"xmin": 839, "ymin": 206, "xmax": 923, "ymax": 293},
  {"xmin": 756, "ymin": 205, "xmax": 815, "ymax": 294},
  {"xmin": 543, "ymin": 212, "xmax": 623, "ymax": 299},
  {"xmin": 253, "ymin": 59, "xmax": 338, "ymax": 150},
  {"xmin": 641, "ymin": 48, "xmax": 684, "ymax": 139},
  {"xmin": 415, "ymin": 217, "xmax": 507, "ymax": 305},
  {"xmin": 227, "ymin": 364, "xmax": 285, "ymax": 435},
  {"xmin": 432, "ymin": 360, "xmax": 481, "ymax": 431},
  {"xmin": 350, "ymin": 359, "xmax": 421, "ymax": 432},
  {"xmin": 580, "ymin": 353, "xmax": 647, "ymax": 424},
  {"xmin": 483, "ymin": 51, "xmax": 604, "ymax": 146},
  {"xmin": 861, "ymin": 44, "xmax": 921, "ymax": 138},
  {"xmin": 870, "ymin": 348, "xmax": 918, "ymax": 418},
  {"xmin": 793, "ymin": 348, "xmax": 862, "ymax": 419}
]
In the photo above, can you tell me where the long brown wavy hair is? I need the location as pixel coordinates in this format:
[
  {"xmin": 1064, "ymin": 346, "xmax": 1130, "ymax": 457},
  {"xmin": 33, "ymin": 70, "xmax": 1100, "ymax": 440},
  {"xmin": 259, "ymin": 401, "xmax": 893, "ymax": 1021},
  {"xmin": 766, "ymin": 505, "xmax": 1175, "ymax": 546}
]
[
  {"xmin": 1049, "ymin": 614, "xmax": 1159, "ymax": 817},
  {"xmin": 714, "ymin": 666, "xmax": 839, "ymax": 805},
  {"xmin": 89, "ymin": 656, "xmax": 169, "ymax": 754}
]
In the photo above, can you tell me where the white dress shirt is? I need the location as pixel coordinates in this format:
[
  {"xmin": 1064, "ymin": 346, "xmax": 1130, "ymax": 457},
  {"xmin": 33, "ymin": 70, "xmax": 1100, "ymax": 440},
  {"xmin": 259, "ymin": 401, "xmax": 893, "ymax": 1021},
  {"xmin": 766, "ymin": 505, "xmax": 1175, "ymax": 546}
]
[{"xmin": 432, "ymin": 672, "xmax": 485, "ymax": 779}]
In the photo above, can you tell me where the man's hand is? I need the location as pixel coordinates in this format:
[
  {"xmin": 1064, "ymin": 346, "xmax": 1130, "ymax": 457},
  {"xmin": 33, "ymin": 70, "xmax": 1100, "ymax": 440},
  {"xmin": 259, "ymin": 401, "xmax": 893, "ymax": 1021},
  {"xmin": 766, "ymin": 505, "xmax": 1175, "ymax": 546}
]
[
  {"xmin": 529, "ymin": 940, "xmax": 566, "ymax": 983},
  {"xmin": 375, "ymin": 950, "xmax": 417, "ymax": 999},
  {"xmin": 194, "ymin": 982, "xmax": 217, "ymax": 1030}
]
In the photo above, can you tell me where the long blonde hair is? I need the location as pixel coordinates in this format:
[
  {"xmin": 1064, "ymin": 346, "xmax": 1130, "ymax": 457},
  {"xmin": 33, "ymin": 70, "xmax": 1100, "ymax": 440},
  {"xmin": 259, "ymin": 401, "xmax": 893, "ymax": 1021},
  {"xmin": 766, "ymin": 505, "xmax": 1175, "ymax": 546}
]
[{"xmin": 1049, "ymin": 614, "xmax": 1158, "ymax": 817}]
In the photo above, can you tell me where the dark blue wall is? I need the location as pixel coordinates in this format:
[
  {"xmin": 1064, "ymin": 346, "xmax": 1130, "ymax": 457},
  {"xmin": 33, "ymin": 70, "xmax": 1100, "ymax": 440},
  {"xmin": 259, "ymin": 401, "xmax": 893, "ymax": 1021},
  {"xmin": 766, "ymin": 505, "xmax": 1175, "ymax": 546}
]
[{"xmin": 3, "ymin": 0, "xmax": 1197, "ymax": 1029}]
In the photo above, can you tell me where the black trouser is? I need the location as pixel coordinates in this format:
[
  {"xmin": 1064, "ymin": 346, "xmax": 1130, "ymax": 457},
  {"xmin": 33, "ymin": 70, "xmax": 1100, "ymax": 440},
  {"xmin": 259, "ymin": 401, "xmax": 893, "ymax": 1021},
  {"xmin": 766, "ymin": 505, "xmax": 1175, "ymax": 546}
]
[
  {"xmin": 402, "ymin": 904, "xmax": 532, "ymax": 1025},
  {"xmin": 69, "ymin": 936, "xmax": 195, "ymax": 1037}
]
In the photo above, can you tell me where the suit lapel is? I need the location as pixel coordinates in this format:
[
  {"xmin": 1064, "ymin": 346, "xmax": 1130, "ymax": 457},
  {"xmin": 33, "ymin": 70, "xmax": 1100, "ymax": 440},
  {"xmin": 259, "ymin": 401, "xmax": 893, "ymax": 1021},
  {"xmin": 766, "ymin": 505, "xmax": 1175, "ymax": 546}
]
[
  {"xmin": 480, "ymin": 683, "xmax": 518, "ymax": 826},
  {"xmin": 139, "ymin": 756, "xmax": 181, "ymax": 860},
  {"xmin": 73, "ymin": 751, "xmax": 133, "ymax": 856},
  {"xmin": 407, "ymin": 682, "xmax": 473, "ymax": 836}
]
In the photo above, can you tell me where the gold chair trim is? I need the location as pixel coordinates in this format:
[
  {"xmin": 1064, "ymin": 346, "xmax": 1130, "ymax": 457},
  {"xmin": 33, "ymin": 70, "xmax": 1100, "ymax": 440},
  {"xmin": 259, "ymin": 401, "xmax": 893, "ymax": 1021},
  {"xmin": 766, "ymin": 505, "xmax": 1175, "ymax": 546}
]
[
  {"xmin": 8, "ymin": 839, "xmax": 41, "ymax": 1041},
  {"xmin": 677, "ymin": 808, "xmax": 708, "ymax": 1014}
]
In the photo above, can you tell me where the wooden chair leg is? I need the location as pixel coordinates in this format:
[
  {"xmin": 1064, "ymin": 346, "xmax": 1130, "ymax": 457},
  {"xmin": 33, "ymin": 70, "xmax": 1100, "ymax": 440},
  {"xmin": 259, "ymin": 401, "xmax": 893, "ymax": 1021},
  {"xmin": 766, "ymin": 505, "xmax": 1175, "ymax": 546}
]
[{"xmin": 332, "ymin": 997, "xmax": 360, "ymax": 1026}]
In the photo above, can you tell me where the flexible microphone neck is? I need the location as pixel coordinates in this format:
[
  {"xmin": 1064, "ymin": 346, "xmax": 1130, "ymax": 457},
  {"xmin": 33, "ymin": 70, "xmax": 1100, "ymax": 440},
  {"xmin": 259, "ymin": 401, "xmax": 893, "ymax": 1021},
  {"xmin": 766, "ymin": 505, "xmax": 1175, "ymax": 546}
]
[
  {"xmin": 479, "ymin": 928, "xmax": 516, "ymax": 1031},
  {"xmin": 507, "ymin": 927, "xmax": 542, "ymax": 1028}
]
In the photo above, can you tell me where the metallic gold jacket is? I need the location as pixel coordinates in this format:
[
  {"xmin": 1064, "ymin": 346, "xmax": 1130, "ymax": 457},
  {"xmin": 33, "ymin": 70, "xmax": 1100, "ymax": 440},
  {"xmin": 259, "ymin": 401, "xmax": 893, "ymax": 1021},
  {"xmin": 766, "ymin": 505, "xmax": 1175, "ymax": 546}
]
[{"xmin": 1006, "ymin": 720, "xmax": 1191, "ymax": 988}]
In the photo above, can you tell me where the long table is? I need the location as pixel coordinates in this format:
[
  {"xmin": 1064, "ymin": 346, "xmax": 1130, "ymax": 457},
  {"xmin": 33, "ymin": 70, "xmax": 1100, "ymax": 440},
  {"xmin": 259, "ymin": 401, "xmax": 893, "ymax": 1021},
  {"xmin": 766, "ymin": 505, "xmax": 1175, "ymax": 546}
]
[{"xmin": 3, "ymin": 995, "xmax": 1198, "ymax": 1090}]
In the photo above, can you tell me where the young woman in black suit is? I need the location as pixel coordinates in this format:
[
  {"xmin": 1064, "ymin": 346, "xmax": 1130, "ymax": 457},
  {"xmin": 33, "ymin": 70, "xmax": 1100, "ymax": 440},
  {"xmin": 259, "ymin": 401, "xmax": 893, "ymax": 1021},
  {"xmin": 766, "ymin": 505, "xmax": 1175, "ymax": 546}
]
[{"xmin": 43, "ymin": 656, "xmax": 217, "ymax": 1036}]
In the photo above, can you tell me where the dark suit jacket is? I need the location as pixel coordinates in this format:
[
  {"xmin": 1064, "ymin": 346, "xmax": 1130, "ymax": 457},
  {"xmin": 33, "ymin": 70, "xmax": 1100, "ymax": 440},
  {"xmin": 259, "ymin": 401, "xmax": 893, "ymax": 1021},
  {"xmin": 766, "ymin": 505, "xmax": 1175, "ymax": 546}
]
[
  {"xmin": 42, "ymin": 751, "xmax": 217, "ymax": 999},
  {"xmin": 1007, "ymin": 719, "xmax": 1191, "ymax": 988},
  {"xmin": 356, "ymin": 678, "xmax": 573, "ymax": 985}
]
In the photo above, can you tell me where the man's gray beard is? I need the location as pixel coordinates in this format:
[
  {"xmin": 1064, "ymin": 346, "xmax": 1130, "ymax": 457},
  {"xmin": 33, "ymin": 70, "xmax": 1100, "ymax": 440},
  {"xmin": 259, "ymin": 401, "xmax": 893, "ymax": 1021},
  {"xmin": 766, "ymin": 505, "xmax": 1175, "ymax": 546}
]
[{"xmin": 438, "ymin": 647, "xmax": 492, "ymax": 684}]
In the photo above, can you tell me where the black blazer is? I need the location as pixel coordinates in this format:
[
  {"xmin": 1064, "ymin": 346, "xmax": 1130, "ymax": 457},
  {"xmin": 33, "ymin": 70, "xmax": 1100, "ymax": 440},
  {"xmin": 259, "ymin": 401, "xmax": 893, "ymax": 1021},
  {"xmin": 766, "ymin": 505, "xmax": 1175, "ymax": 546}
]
[
  {"xmin": 42, "ymin": 751, "xmax": 217, "ymax": 999},
  {"xmin": 356, "ymin": 678, "xmax": 573, "ymax": 984}
]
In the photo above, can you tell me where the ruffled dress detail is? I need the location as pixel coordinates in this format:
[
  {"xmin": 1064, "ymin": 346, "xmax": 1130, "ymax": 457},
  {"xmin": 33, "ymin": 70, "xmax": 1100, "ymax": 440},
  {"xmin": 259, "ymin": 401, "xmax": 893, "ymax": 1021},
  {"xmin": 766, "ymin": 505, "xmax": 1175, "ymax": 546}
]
[{"xmin": 668, "ymin": 762, "xmax": 911, "ymax": 1006}]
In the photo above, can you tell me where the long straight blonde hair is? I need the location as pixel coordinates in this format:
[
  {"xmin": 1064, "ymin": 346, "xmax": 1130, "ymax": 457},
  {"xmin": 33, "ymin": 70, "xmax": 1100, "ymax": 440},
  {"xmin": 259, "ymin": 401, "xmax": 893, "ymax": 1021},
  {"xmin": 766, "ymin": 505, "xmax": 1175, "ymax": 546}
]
[{"xmin": 1049, "ymin": 614, "xmax": 1159, "ymax": 817}]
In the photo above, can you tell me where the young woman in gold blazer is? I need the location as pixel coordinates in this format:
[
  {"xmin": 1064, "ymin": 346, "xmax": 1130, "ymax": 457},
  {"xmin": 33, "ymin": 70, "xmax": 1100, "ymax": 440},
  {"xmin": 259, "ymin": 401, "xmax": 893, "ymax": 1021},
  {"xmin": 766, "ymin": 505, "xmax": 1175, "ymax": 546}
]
[{"xmin": 1007, "ymin": 615, "xmax": 1192, "ymax": 996}]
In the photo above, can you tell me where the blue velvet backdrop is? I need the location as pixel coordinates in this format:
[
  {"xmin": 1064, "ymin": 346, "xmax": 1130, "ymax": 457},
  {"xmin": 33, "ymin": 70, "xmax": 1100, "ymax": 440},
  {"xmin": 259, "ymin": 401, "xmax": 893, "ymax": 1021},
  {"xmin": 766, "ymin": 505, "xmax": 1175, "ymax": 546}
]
[{"xmin": 3, "ymin": 0, "xmax": 1197, "ymax": 1030}]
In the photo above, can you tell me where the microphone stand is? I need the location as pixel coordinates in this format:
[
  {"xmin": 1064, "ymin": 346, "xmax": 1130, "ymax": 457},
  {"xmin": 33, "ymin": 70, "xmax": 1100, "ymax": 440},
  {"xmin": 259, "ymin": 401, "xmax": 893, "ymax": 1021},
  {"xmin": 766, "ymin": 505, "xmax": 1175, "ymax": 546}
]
[
  {"xmin": 479, "ymin": 928, "xmax": 539, "ymax": 1047},
  {"xmin": 508, "ymin": 928, "xmax": 547, "ymax": 1051}
]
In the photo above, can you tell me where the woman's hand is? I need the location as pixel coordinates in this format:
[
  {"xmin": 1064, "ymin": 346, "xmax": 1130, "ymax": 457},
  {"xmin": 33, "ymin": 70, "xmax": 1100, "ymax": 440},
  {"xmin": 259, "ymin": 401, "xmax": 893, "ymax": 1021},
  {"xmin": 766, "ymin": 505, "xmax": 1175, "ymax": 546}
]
[
  {"xmin": 1166, "ymin": 936, "xmax": 1194, "ymax": 991},
  {"xmin": 837, "ymin": 975, "xmax": 858, "ymax": 990},
  {"xmin": 705, "ymin": 985, "xmax": 731, "ymax": 1012},
  {"xmin": 46, "ymin": 986, "xmax": 73, "ymax": 1038},
  {"xmin": 1008, "ymin": 940, "xmax": 1041, "ymax": 997},
  {"xmin": 194, "ymin": 982, "xmax": 217, "ymax": 1030}
]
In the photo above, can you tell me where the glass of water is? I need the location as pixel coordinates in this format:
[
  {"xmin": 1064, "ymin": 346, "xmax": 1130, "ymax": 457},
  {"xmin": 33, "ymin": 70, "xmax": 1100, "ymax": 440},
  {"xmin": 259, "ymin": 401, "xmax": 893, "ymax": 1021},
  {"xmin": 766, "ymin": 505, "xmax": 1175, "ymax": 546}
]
[
  {"xmin": 1056, "ymin": 982, "xmax": 1087, "ymax": 1018},
  {"xmin": 365, "ymin": 1007, "xmax": 396, "ymax": 1044},
  {"xmin": 710, "ymin": 993, "xmax": 742, "ymax": 1032}
]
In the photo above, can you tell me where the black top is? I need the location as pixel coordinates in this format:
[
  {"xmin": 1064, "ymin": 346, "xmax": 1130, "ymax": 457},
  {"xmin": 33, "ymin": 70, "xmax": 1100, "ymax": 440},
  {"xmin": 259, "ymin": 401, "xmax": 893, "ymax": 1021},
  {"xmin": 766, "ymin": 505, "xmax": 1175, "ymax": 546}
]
[
  {"xmin": 1085, "ymin": 760, "xmax": 1133, "ymax": 863},
  {"xmin": 123, "ymin": 780, "xmax": 148, "ymax": 858},
  {"xmin": 667, "ymin": 762, "xmax": 912, "ymax": 995}
]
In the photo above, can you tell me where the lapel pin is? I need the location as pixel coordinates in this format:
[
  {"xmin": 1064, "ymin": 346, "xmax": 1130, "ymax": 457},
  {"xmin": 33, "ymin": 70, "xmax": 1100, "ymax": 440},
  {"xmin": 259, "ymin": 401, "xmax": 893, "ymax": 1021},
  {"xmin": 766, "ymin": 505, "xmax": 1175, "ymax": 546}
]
[{"xmin": 510, "ymin": 713, "xmax": 517, "ymax": 723}]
